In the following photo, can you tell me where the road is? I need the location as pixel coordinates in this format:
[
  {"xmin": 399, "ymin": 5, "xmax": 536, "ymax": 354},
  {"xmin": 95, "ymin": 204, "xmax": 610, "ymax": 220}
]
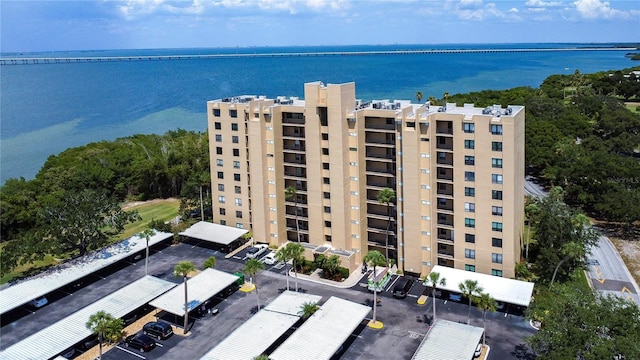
[{"xmin": 525, "ymin": 177, "xmax": 640, "ymax": 307}]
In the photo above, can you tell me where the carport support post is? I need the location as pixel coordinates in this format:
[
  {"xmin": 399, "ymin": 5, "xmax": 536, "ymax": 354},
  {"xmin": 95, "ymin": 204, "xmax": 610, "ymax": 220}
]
[{"xmin": 183, "ymin": 277, "xmax": 189, "ymax": 334}]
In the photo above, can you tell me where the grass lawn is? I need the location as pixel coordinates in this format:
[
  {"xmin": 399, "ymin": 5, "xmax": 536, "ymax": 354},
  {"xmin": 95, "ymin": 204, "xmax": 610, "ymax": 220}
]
[{"xmin": 0, "ymin": 198, "xmax": 181, "ymax": 285}]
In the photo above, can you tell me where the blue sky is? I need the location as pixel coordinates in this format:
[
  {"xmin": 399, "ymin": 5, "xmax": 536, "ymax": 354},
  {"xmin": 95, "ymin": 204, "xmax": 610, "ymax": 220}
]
[{"xmin": 1, "ymin": 0, "xmax": 638, "ymax": 52}]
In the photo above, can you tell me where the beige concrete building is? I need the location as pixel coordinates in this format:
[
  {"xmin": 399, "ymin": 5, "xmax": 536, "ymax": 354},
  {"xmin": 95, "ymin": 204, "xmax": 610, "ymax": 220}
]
[{"xmin": 206, "ymin": 81, "xmax": 525, "ymax": 278}]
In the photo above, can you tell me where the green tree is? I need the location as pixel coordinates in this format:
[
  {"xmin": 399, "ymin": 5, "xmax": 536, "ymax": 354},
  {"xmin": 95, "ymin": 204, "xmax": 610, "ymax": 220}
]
[
  {"xmin": 285, "ymin": 186, "xmax": 301, "ymax": 243},
  {"xmin": 253, "ymin": 355, "xmax": 270, "ymax": 360},
  {"xmin": 140, "ymin": 228, "xmax": 155, "ymax": 276},
  {"xmin": 474, "ymin": 292, "xmax": 497, "ymax": 345},
  {"xmin": 86, "ymin": 310, "xmax": 124, "ymax": 360},
  {"xmin": 174, "ymin": 260, "xmax": 196, "ymax": 334},
  {"xmin": 298, "ymin": 301, "xmax": 320, "ymax": 319},
  {"xmin": 376, "ymin": 187, "xmax": 395, "ymax": 268},
  {"xmin": 459, "ymin": 279, "xmax": 483, "ymax": 325},
  {"xmin": 287, "ymin": 242, "xmax": 305, "ymax": 292},
  {"xmin": 363, "ymin": 250, "xmax": 387, "ymax": 325},
  {"xmin": 424, "ymin": 271, "xmax": 446, "ymax": 321},
  {"xmin": 416, "ymin": 91, "xmax": 423, "ymax": 103},
  {"xmin": 243, "ymin": 258, "xmax": 266, "ymax": 310},
  {"xmin": 275, "ymin": 246, "xmax": 292, "ymax": 291},
  {"xmin": 321, "ymin": 254, "xmax": 341, "ymax": 279},
  {"xmin": 202, "ymin": 256, "xmax": 216, "ymax": 269}
]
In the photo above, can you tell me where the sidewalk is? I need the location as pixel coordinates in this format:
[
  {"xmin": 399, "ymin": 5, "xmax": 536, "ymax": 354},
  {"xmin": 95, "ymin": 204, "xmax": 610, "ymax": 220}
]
[{"xmin": 292, "ymin": 268, "xmax": 367, "ymax": 289}]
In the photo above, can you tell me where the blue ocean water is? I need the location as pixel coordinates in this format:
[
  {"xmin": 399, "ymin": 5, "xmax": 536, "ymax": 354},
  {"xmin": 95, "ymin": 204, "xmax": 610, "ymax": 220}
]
[{"xmin": 0, "ymin": 43, "xmax": 635, "ymax": 183}]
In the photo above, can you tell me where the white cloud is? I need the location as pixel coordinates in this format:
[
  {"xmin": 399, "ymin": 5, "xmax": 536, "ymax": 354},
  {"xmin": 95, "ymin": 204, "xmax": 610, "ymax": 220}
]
[
  {"xmin": 116, "ymin": 0, "xmax": 206, "ymax": 20},
  {"xmin": 525, "ymin": 0, "xmax": 562, "ymax": 8},
  {"xmin": 572, "ymin": 0, "xmax": 636, "ymax": 19}
]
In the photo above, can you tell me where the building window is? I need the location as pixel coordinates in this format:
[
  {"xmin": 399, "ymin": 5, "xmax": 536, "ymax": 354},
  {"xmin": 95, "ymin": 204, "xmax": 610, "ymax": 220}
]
[
  {"xmin": 322, "ymin": 133, "xmax": 329, "ymax": 140},
  {"xmin": 492, "ymin": 222, "xmax": 503, "ymax": 232},
  {"xmin": 233, "ymin": 161, "xmax": 240, "ymax": 169},
  {"xmin": 465, "ymin": 218, "xmax": 475, "ymax": 228},
  {"xmin": 323, "ymin": 192, "xmax": 330, "ymax": 199},
  {"xmin": 231, "ymin": 123, "xmax": 238, "ymax": 131},
  {"xmin": 492, "ymin": 141, "xmax": 503, "ymax": 151},
  {"xmin": 235, "ymin": 198, "xmax": 242, "ymax": 206},
  {"xmin": 465, "ymin": 264, "xmax": 476, "ymax": 272},
  {"xmin": 213, "ymin": 110, "xmax": 221, "ymax": 118},
  {"xmin": 323, "ymin": 163, "xmax": 330, "ymax": 170},
  {"xmin": 323, "ymin": 177, "xmax": 330, "ymax": 184},
  {"xmin": 492, "ymin": 174, "xmax": 503, "ymax": 184},
  {"xmin": 216, "ymin": 147, "xmax": 223, "ymax": 155},
  {"xmin": 465, "ymin": 155, "xmax": 475, "ymax": 166},
  {"xmin": 324, "ymin": 206, "xmax": 331, "ymax": 213},
  {"xmin": 255, "ymin": 112, "xmax": 260, "ymax": 118},
  {"xmin": 465, "ymin": 171, "xmax": 475, "ymax": 181},
  {"xmin": 217, "ymin": 172, "xmax": 224, "ymax": 179},
  {"xmin": 492, "ymin": 190, "xmax": 503, "ymax": 200},
  {"xmin": 233, "ymin": 149, "xmax": 240, "ymax": 157},
  {"xmin": 492, "ymin": 158, "xmax": 503, "ymax": 168},
  {"xmin": 214, "ymin": 121, "xmax": 221, "ymax": 128},
  {"xmin": 322, "ymin": 148, "xmax": 329, "ymax": 155},
  {"xmin": 234, "ymin": 174, "xmax": 241, "ymax": 181},
  {"xmin": 232, "ymin": 136, "xmax": 239, "ymax": 144},
  {"xmin": 492, "ymin": 269, "xmax": 503, "ymax": 277},
  {"xmin": 218, "ymin": 195, "xmax": 225, "ymax": 203},
  {"xmin": 216, "ymin": 159, "xmax": 223, "ymax": 167},
  {"xmin": 465, "ymin": 187, "xmax": 475, "ymax": 197},
  {"xmin": 350, "ymin": 176, "xmax": 358, "ymax": 181},
  {"xmin": 492, "ymin": 238, "xmax": 503, "ymax": 248},
  {"xmin": 217, "ymin": 184, "xmax": 224, "ymax": 191},
  {"xmin": 492, "ymin": 206, "xmax": 503, "ymax": 216},
  {"xmin": 215, "ymin": 134, "xmax": 222, "ymax": 142},
  {"xmin": 465, "ymin": 234, "xmax": 475, "ymax": 243},
  {"xmin": 465, "ymin": 249, "xmax": 476, "ymax": 259},
  {"xmin": 219, "ymin": 208, "xmax": 226, "ymax": 215},
  {"xmin": 492, "ymin": 253, "xmax": 503, "ymax": 264},
  {"xmin": 349, "ymin": 147, "xmax": 358, "ymax": 151},
  {"xmin": 464, "ymin": 140, "xmax": 475, "ymax": 149},
  {"xmin": 490, "ymin": 124, "xmax": 503, "ymax": 135},
  {"xmin": 236, "ymin": 223, "xmax": 244, "ymax": 229},
  {"xmin": 465, "ymin": 202, "xmax": 475, "ymax": 212},
  {"xmin": 229, "ymin": 110, "xmax": 237, "ymax": 118},
  {"xmin": 236, "ymin": 211, "xmax": 242, "ymax": 218},
  {"xmin": 235, "ymin": 186, "xmax": 241, "ymax": 194},
  {"xmin": 463, "ymin": 123, "xmax": 475, "ymax": 133},
  {"xmin": 324, "ymin": 220, "xmax": 332, "ymax": 228},
  {"xmin": 220, "ymin": 220, "xmax": 226, "ymax": 225}
]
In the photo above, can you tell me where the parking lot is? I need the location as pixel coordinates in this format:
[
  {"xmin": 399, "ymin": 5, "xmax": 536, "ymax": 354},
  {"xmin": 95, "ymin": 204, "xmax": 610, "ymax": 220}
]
[{"xmin": 1, "ymin": 240, "xmax": 538, "ymax": 360}]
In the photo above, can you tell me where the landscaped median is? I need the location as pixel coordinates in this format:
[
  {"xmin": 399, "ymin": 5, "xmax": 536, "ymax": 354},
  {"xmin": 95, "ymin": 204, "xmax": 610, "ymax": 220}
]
[
  {"xmin": 417, "ymin": 294, "xmax": 428, "ymax": 305},
  {"xmin": 240, "ymin": 282, "xmax": 256, "ymax": 292}
]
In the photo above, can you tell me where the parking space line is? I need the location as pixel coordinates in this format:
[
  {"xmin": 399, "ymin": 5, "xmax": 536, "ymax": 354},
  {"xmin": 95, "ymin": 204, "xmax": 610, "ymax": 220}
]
[{"xmin": 115, "ymin": 345, "xmax": 146, "ymax": 359}]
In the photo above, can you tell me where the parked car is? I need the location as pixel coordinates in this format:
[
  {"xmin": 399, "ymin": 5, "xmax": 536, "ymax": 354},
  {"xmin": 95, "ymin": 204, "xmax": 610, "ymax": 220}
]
[
  {"xmin": 245, "ymin": 244, "xmax": 268, "ymax": 259},
  {"xmin": 28, "ymin": 296, "xmax": 48, "ymax": 308},
  {"xmin": 124, "ymin": 333, "xmax": 156, "ymax": 353},
  {"xmin": 392, "ymin": 278, "xmax": 414, "ymax": 299},
  {"xmin": 474, "ymin": 343, "xmax": 483, "ymax": 358},
  {"xmin": 260, "ymin": 251, "xmax": 277, "ymax": 265},
  {"xmin": 142, "ymin": 321, "xmax": 173, "ymax": 340}
]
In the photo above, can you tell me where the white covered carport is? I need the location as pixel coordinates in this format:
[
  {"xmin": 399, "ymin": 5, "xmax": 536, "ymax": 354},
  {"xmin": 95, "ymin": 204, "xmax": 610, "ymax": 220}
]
[
  {"xmin": 411, "ymin": 319, "xmax": 484, "ymax": 360},
  {"xmin": 179, "ymin": 221, "xmax": 248, "ymax": 248},
  {"xmin": 429, "ymin": 265, "xmax": 534, "ymax": 307},
  {"xmin": 0, "ymin": 276, "xmax": 176, "ymax": 360},
  {"xmin": 149, "ymin": 268, "xmax": 239, "ymax": 316},
  {"xmin": 200, "ymin": 291, "xmax": 322, "ymax": 360},
  {"xmin": 0, "ymin": 231, "xmax": 173, "ymax": 316},
  {"xmin": 269, "ymin": 296, "xmax": 371, "ymax": 360}
]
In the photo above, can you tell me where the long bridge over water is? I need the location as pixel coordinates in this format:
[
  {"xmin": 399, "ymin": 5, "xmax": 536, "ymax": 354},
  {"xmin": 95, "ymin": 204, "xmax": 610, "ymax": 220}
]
[{"xmin": 1, "ymin": 47, "xmax": 635, "ymax": 65}]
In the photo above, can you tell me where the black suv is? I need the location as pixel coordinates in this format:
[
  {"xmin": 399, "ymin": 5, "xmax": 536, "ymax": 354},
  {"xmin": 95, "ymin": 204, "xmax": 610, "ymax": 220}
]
[
  {"xmin": 143, "ymin": 321, "xmax": 174, "ymax": 340},
  {"xmin": 124, "ymin": 333, "xmax": 156, "ymax": 353},
  {"xmin": 393, "ymin": 278, "xmax": 414, "ymax": 299}
]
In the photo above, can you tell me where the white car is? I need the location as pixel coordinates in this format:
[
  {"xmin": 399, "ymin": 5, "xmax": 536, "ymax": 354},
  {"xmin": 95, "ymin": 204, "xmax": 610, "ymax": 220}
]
[
  {"xmin": 261, "ymin": 251, "xmax": 278, "ymax": 265},
  {"xmin": 245, "ymin": 244, "xmax": 269, "ymax": 260}
]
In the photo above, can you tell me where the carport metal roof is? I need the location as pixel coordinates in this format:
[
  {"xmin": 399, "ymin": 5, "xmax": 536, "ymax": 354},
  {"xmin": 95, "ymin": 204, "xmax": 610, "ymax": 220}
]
[
  {"xmin": 0, "ymin": 276, "xmax": 176, "ymax": 360},
  {"xmin": 179, "ymin": 221, "xmax": 248, "ymax": 245},
  {"xmin": 411, "ymin": 319, "xmax": 484, "ymax": 360},
  {"xmin": 429, "ymin": 265, "xmax": 534, "ymax": 307},
  {"xmin": 0, "ymin": 232, "xmax": 173, "ymax": 315},
  {"xmin": 149, "ymin": 268, "xmax": 239, "ymax": 316},
  {"xmin": 269, "ymin": 296, "xmax": 371, "ymax": 360},
  {"xmin": 200, "ymin": 291, "xmax": 322, "ymax": 360}
]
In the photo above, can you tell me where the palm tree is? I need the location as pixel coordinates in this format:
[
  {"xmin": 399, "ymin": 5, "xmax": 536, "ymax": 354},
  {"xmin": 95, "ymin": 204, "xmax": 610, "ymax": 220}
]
[
  {"xmin": 459, "ymin": 279, "xmax": 483, "ymax": 325},
  {"xmin": 287, "ymin": 242, "xmax": 304, "ymax": 292},
  {"xmin": 244, "ymin": 258, "xmax": 266, "ymax": 310},
  {"xmin": 174, "ymin": 260, "xmax": 196, "ymax": 334},
  {"xmin": 424, "ymin": 271, "xmax": 446, "ymax": 321},
  {"xmin": 416, "ymin": 91, "xmax": 423, "ymax": 103},
  {"xmin": 140, "ymin": 228, "xmax": 155, "ymax": 276},
  {"xmin": 474, "ymin": 292, "xmax": 497, "ymax": 346},
  {"xmin": 285, "ymin": 186, "xmax": 301, "ymax": 243},
  {"xmin": 376, "ymin": 187, "xmax": 395, "ymax": 268},
  {"xmin": 364, "ymin": 250, "xmax": 387, "ymax": 326},
  {"xmin": 298, "ymin": 301, "xmax": 320, "ymax": 319},
  {"xmin": 86, "ymin": 310, "xmax": 124, "ymax": 360},
  {"xmin": 275, "ymin": 246, "xmax": 291, "ymax": 291}
]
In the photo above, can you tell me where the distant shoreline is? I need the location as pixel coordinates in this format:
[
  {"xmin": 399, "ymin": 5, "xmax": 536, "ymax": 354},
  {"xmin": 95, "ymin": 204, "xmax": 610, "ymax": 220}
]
[{"xmin": 1, "ymin": 46, "xmax": 637, "ymax": 65}]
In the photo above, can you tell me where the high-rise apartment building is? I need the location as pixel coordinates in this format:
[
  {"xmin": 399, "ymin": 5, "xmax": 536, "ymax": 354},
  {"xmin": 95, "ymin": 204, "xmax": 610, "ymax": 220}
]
[{"xmin": 207, "ymin": 81, "xmax": 524, "ymax": 278}]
